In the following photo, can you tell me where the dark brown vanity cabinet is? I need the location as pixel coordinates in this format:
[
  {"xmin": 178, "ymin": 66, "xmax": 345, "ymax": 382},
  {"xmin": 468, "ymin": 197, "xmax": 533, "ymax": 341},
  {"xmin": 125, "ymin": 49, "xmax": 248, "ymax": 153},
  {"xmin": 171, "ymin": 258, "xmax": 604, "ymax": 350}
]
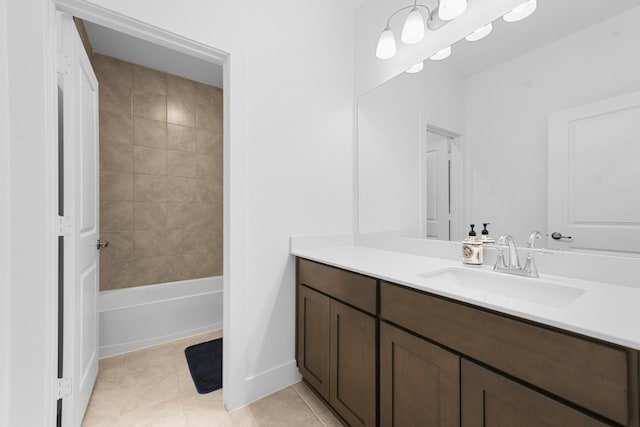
[
  {"xmin": 380, "ymin": 322, "xmax": 460, "ymax": 427},
  {"xmin": 296, "ymin": 258, "xmax": 640, "ymax": 427},
  {"xmin": 461, "ymin": 360, "xmax": 609, "ymax": 426},
  {"xmin": 296, "ymin": 259, "xmax": 377, "ymax": 427}
]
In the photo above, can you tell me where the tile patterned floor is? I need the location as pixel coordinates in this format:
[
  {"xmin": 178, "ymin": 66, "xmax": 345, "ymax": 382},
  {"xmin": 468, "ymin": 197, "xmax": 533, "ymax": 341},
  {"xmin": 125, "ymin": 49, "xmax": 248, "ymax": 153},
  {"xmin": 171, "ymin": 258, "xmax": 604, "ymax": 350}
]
[{"xmin": 82, "ymin": 330, "xmax": 343, "ymax": 426}]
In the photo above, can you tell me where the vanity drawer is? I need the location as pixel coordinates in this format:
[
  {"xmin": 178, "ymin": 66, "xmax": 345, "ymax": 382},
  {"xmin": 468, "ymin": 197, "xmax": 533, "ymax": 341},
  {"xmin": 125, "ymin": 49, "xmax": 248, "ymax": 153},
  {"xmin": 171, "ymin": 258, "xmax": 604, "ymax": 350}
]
[
  {"xmin": 297, "ymin": 258, "xmax": 377, "ymax": 314},
  {"xmin": 380, "ymin": 281, "xmax": 631, "ymax": 425}
]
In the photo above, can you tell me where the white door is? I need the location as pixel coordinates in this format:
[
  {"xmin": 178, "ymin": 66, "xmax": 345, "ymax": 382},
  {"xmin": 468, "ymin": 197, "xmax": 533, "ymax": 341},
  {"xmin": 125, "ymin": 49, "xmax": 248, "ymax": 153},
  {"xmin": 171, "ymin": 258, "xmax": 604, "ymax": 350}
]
[
  {"xmin": 59, "ymin": 13, "xmax": 100, "ymax": 426},
  {"xmin": 548, "ymin": 90, "xmax": 640, "ymax": 254},
  {"xmin": 426, "ymin": 131, "xmax": 450, "ymax": 240}
]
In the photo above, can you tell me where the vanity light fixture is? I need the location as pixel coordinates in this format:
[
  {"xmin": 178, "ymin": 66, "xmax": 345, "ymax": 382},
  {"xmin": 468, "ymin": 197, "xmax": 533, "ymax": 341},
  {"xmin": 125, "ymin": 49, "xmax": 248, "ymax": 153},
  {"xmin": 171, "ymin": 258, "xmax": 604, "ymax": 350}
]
[
  {"xmin": 375, "ymin": 0, "xmax": 467, "ymax": 60},
  {"xmin": 438, "ymin": 0, "xmax": 468, "ymax": 21},
  {"xmin": 405, "ymin": 61, "xmax": 424, "ymax": 74},
  {"xmin": 375, "ymin": 28, "xmax": 397, "ymax": 59},
  {"xmin": 401, "ymin": 8, "xmax": 426, "ymax": 44},
  {"xmin": 465, "ymin": 22, "xmax": 493, "ymax": 42},
  {"xmin": 429, "ymin": 45, "xmax": 452, "ymax": 61},
  {"xmin": 503, "ymin": 0, "xmax": 537, "ymax": 23}
]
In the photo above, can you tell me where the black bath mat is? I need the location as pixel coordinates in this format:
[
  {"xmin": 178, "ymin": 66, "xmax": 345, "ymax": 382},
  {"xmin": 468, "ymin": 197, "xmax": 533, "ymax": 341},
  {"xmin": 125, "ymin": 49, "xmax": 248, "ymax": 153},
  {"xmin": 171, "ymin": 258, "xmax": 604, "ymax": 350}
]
[{"xmin": 184, "ymin": 338, "xmax": 223, "ymax": 394}]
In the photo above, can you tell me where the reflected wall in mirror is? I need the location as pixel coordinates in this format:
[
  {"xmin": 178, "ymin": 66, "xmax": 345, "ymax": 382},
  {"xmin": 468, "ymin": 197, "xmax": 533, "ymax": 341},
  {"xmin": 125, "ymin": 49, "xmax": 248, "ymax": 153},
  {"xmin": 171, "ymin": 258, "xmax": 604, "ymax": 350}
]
[{"xmin": 357, "ymin": 0, "xmax": 640, "ymax": 255}]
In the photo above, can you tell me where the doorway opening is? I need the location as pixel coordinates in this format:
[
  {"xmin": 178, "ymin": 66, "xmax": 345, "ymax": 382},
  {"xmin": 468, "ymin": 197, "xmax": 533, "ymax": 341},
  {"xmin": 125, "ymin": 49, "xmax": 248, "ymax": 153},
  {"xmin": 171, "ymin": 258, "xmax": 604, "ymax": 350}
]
[
  {"xmin": 422, "ymin": 125, "xmax": 463, "ymax": 242},
  {"xmin": 55, "ymin": 8, "xmax": 229, "ymax": 426}
]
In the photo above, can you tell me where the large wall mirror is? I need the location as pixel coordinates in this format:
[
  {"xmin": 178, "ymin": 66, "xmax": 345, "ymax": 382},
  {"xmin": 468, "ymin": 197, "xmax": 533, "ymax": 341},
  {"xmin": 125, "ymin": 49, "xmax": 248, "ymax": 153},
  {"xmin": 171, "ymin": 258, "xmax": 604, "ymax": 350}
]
[{"xmin": 357, "ymin": 0, "xmax": 640, "ymax": 255}]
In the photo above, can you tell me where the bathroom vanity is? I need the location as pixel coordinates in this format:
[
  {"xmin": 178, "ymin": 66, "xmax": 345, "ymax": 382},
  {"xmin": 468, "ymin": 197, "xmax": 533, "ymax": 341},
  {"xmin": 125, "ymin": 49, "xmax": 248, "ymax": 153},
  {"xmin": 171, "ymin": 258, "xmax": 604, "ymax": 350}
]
[{"xmin": 294, "ymin": 247, "xmax": 640, "ymax": 427}]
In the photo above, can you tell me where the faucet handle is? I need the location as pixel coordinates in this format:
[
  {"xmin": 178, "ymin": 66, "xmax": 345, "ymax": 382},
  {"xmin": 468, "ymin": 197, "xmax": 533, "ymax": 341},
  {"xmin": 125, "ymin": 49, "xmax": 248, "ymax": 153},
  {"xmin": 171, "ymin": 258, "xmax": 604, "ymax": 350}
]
[{"xmin": 527, "ymin": 231, "xmax": 542, "ymax": 248}]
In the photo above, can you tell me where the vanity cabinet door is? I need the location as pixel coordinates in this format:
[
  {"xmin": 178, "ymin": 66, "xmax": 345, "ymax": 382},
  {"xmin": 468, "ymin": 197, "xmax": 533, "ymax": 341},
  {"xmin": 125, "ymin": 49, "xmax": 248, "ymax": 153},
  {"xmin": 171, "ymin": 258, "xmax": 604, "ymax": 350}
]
[
  {"xmin": 380, "ymin": 322, "xmax": 460, "ymax": 427},
  {"xmin": 297, "ymin": 285, "xmax": 331, "ymax": 401},
  {"xmin": 461, "ymin": 360, "xmax": 609, "ymax": 427},
  {"xmin": 330, "ymin": 300, "xmax": 376, "ymax": 427}
]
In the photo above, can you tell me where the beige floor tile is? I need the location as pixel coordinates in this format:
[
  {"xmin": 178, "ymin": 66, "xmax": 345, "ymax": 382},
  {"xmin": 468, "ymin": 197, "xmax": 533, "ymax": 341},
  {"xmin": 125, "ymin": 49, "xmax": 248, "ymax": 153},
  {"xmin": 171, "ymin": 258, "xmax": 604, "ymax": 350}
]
[
  {"xmin": 316, "ymin": 408, "xmax": 344, "ymax": 427},
  {"xmin": 86, "ymin": 331, "xmax": 332, "ymax": 427},
  {"xmin": 116, "ymin": 397, "xmax": 185, "ymax": 427},
  {"xmin": 120, "ymin": 371, "xmax": 181, "ymax": 415},
  {"xmin": 248, "ymin": 387, "xmax": 317, "ymax": 426},
  {"xmin": 292, "ymin": 382, "xmax": 328, "ymax": 415}
]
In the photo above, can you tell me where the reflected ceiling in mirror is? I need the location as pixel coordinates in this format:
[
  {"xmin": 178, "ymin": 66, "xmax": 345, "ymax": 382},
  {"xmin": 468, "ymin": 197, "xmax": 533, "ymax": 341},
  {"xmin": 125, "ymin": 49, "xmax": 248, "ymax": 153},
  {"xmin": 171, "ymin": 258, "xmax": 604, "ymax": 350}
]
[{"xmin": 357, "ymin": 0, "xmax": 640, "ymax": 255}]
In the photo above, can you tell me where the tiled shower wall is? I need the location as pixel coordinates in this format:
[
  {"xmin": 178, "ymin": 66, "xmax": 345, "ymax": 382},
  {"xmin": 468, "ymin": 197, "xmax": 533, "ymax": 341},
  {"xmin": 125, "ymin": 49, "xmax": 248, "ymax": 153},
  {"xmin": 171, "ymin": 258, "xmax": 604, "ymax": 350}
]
[{"xmin": 95, "ymin": 53, "xmax": 223, "ymax": 291}]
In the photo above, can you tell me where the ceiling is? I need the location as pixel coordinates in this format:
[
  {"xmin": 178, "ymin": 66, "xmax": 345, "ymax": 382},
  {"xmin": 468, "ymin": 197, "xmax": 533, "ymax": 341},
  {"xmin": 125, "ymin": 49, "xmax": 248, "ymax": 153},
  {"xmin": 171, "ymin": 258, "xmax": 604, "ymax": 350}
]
[
  {"xmin": 441, "ymin": 0, "xmax": 639, "ymax": 77},
  {"xmin": 83, "ymin": 21, "xmax": 224, "ymax": 88}
]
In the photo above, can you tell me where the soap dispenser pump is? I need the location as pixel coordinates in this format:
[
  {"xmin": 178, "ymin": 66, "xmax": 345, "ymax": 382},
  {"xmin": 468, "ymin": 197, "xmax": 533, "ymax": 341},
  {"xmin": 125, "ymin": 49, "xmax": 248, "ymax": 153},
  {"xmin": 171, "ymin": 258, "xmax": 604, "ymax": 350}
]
[
  {"xmin": 481, "ymin": 223, "xmax": 495, "ymax": 244},
  {"xmin": 462, "ymin": 224, "xmax": 483, "ymax": 266}
]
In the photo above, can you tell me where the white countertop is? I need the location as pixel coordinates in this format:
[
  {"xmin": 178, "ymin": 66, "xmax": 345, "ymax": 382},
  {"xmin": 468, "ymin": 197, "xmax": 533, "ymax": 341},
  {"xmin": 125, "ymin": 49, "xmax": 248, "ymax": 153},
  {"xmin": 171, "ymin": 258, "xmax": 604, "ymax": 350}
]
[{"xmin": 292, "ymin": 244, "xmax": 640, "ymax": 350}]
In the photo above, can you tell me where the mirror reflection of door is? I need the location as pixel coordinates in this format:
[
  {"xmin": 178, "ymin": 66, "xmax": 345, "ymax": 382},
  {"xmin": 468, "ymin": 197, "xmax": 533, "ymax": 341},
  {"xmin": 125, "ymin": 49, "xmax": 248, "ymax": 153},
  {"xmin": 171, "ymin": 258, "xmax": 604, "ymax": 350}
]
[
  {"xmin": 426, "ymin": 129, "xmax": 452, "ymax": 240},
  {"xmin": 548, "ymin": 90, "xmax": 640, "ymax": 254}
]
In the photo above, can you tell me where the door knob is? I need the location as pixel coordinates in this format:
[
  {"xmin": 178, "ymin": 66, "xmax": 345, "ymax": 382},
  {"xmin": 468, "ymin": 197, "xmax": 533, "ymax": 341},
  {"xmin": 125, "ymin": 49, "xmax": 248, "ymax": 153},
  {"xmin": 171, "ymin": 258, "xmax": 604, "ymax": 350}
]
[
  {"xmin": 97, "ymin": 240, "xmax": 109, "ymax": 250},
  {"xmin": 550, "ymin": 232, "xmax": 572, "ymax": 241}
]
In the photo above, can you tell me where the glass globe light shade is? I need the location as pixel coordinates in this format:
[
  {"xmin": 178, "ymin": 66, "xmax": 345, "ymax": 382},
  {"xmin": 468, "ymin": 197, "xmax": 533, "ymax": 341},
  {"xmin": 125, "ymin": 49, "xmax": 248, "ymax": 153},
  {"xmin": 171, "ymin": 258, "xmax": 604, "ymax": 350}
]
[
  {"xmin": 405, "ymin": 61, "xmax": 424, "ymax": 74},
  {"xmin": 429, "ymin": 45, "xmax": 452, "ymax": 61},
  {"xmin": 401, "ymin": 8, "xmax": 425, "ymax": 44},
  {"xmin": 438, "ymin": 0, "xmax": 468, "ymax": 21},
  {"xmin": 376, "ymin": 28, "xmax": 397, "ymax": 59},
  {"xmin": 465, "ymin": 23, "xmax": 493, "ymax": 42},
  {"xmin": 504, "ymin": 0, "xmax": 537, "ymax": 23}
]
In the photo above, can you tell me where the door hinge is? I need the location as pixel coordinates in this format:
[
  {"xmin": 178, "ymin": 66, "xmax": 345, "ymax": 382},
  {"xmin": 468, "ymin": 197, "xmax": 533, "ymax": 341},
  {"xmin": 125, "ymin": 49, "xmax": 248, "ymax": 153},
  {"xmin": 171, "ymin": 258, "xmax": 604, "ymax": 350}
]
[
  {"xmin": 57, "ymin": 377, "xmax": 72, "ymax": 400},
  {"xmin": 57, "ymin": 216, "xmax": 72, "ymax": 237},
  {"xmin": 57, "ymin": 53, "xmax": 71, "ymax": 75}
]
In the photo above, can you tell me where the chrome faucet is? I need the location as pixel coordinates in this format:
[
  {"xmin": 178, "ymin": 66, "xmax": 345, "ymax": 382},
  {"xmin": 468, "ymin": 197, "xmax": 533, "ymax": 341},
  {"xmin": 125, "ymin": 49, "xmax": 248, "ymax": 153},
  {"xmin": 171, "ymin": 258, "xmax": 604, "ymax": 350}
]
[{"xmin": 494, "ymin": 231, "xmax": 545, "ymax": 278}]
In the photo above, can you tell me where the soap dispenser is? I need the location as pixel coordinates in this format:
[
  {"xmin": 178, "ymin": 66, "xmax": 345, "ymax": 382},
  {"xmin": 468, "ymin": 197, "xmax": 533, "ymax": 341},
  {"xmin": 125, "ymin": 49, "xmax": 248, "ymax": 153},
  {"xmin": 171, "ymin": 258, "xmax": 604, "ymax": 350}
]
[
  {"xmin": 462, "ymin": 224, "xmax": 483, "ymax": 266},
  {"xmin": 481, "ymin": 223, "xmax": 495, "ymax": 244}
]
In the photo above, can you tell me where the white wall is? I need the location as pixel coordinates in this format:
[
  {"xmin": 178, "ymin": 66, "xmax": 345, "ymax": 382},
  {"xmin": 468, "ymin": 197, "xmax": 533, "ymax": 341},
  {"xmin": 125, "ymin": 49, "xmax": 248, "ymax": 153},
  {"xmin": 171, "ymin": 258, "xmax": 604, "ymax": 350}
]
[
  {"xmin": 0, "ymin": 0, "xmax": 11, "ymax": 424},
  {"xmin": 4, "ymin": 0, "xmax": 357, "ymax": 422},
  {"xmin": 5, "ymin": 0, "xmax": 59, "ymax": 426},
  {"xmin": 354, "ymin": 0, "xmax": 522, "ymax": 95},
  {"xmin": 358, "ymin": 61, "xmax": 465, "ymax": 236},
  {"xmin": 465, "ymin": 7, "xmax": 640, "ymax": 244}
]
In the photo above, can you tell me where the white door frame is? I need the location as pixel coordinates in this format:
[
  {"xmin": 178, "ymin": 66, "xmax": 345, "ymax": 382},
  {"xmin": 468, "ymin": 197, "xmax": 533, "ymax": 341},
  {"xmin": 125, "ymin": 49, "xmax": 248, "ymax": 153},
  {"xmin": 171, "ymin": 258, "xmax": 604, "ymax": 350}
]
[
  {"xmin": 46, "ymin": 0, "xmax": 236, "ymax": 423},
  {"xmin": 420, "ymin": 124, "xmax": 465, "ymax": 241}
]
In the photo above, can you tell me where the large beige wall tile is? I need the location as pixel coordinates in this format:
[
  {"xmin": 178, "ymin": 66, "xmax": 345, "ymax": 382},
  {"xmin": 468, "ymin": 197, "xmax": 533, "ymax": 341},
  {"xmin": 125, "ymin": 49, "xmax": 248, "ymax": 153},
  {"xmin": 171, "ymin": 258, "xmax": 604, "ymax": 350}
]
[
  {"xmin": 133, "ymin": 229, "xmax": 166, "ymax": 257},
  {"xmin": 100, "ymin": 259, "xmax": 134, "ymax": 290},
  {"xmin": 133, "ymin": 93, "xmax": 167, "ymax": 122},
  {"xmin": 166, "ymin": 74, "xmax": 199, "ymax": 105},
  {"xmin": 98, "ymin": 54, "xmax": 222, "ymax": 291},
  {"xmin": 100, "ymin": 171, "xmax": 133, "ymax": 201},
  {"xmin": 195, "ymin": 129, "xmax": 218, "ymax": 155},
  {"xmin": 93, "ymin": 54, "xmax": 133, "ymax": 87},
  {"xmin": 132, "ymin": 257, "xmax": 167, "ymax": 286},
  {"xmin": 167, "ymin": 98, "xmax": 195, "ymax": 127},
  {"xmin": 100, "ymin": 111, "xmax": 132, "ymax": 145},
  {"xmin": 195, "ymin": 179, "xmax": 219, "ymax": 204},
  {"xmin": 167, "ymin": 150, "xmax": 197, "ymax": 178},
  {"xmin": 133, "ymin": 117, "xmax": 166, "ymax": 148},
  {"xmin": 99, "ymin": 82, "xmax": 132, "ymax": 115},
  {"xmin": 134, "ymin": 146, "xmax": 167, "ymax": 175},
  {"xmin": 99, "ymin": 231, "xmax": 134, "ymax": 261},
  {"xmin": 195, "ymin": 102, "xmax": 221, "ymax": 131},
  {"xmin": 100, "ymin": 142, "xmax": 133, "ymax": 173},
  {"xmin": 166, "ymin": 203, "xmax": 197, "ymax": 229},
  {"xmin": 165, "ymin": 255, "xmax": 195, "ymax": 282},
  {"xmin": 195, "ymin": 204, "xmax": 216, "ymax": 228},
  {"xmin": 195, "ymin": 154, "xmax": 216, "ymax": 178},
  {"xmin": 134, "ymin": 174, "xmax": 167, "ymax": 202},
  {"xmin": 100, "ymin": 201, "xmax": 134, "ymax": 231},
  {"xmin": 166, "ymin": 177, "xmax": 197, "ymax": 203},
  {"xmin": 167, "ymin": 124, "xmax": 196, "ymax": 152},
  {"xmin": 133, "ymin": 64, "xmax": 166, "ymax": 96},
  {"xmin": 134, "ymin": 202, "xmax": 167, "ymax": 229}
]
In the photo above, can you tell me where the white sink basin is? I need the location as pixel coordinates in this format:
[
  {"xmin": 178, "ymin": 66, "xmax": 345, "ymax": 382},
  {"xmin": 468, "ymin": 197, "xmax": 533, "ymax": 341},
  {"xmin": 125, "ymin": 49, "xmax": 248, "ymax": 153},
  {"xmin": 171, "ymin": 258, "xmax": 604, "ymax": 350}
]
[{"xmin": 417, "ymin": 268, "xmax": 585, "ymax": 307}]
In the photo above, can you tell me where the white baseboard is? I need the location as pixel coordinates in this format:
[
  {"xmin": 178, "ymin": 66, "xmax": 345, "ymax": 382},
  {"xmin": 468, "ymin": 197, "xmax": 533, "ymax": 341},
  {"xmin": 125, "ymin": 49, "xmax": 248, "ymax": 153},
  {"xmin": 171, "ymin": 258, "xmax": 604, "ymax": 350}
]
[
  {"xmin": 243, "ymin": 360, "xmax": 302, "ymax": 406},
  {"xmin": 98, "ymin": 276, "xmax": 223, "ymax": 358}
]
